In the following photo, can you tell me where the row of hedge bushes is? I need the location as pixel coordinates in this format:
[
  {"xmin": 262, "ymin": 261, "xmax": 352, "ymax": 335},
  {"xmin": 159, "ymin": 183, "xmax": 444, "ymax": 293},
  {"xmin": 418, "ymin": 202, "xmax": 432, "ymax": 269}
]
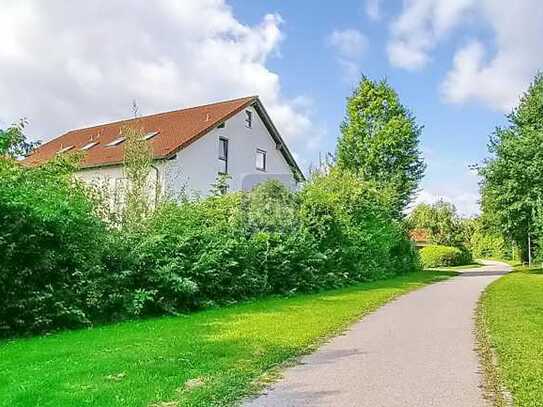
[
  {"xmin": 0, "ymin": 159, "xmax": 420, "ymax": 337},
  {"xmin": 469, "ymin": 230, "xmax": 512, "ymax": 260},
  {"xmin": 419, "ymin": 244, "xmax": 472, "ymax": 268}
]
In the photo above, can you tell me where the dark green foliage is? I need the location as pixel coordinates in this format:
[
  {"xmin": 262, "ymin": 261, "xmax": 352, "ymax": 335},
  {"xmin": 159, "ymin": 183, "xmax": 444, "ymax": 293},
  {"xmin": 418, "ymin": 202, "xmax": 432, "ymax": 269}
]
[
  {"xmin": 0, "ymin": 164, "xmax": 420, "ymax": 337},
  {"xmin": 478, "ymin": 73, "xmax": 543, "ymax": 260},
  {"xmin": 0, "ymin": 120, "xmax": 40, "ymax": 159},
  {"xmin": 102, "ymin": 176, "xmax": 420, "ymax": 317},
  {"xmin": 336, "ymin": 76, "xmax": 425, "ymax": 216},
  {"xmin": 0, "ymin": 158, "xmax": 108, "ymax": 336},
  {"xmin": 420, "ymin": 245, "xmax": 472, "ymax": 268},
  {"xmin": 299, "ymin": 171, "xmax": 419, "ymax": 280}
]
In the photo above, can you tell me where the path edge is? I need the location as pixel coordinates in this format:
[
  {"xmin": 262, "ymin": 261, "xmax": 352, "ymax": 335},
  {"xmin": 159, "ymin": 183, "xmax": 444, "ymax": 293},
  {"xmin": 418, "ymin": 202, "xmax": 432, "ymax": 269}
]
[
  {"xmin": 242, "ymin": 272, "xmax": 455, "ymax": 405},
  {"xmin": 474, "ymin": 275, "xmax": 513, "ymax": 407}
]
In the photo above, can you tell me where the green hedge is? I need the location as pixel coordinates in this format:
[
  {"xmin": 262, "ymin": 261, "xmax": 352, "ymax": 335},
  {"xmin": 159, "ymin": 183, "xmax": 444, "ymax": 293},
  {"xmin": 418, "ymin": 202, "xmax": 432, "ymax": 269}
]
[
  {"xmin": 0, "ymin": 164, "xmax": 420, "ymax": 337},
  {"xmin": 469, "ymin": 230, "xmax": 511, "ymax": 260},
  {"xmin": 0, "ymin": 159, "xmax": 108, "ymax": 336},
  {"xmin": 100, "ymin": 173, "xmax": 420, "ymax": 317},
  {"xmin": 420, "ymin": 244, "xmax": 471, "ymax": 268}
]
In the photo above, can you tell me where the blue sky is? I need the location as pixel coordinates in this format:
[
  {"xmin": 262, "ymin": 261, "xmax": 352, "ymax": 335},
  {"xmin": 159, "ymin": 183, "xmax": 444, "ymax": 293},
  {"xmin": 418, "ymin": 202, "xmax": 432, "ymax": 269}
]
[
  {"xmin": 1, "ymin": 1, "xmax": 541, "ymax": 215},
  {"xmin": 229, "ymin": 0, "xmax": 513, "ymax": 215}
]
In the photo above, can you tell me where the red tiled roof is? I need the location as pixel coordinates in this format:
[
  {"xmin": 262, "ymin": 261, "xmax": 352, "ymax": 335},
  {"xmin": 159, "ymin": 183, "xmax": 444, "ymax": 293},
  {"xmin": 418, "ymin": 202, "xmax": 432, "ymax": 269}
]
[
  {"xmin": 409, "ymin": 228, "xmax": 430, "ymax": 242},
  {"xmin": 24, "ymin": 96, "xmax": 257, "ymax": 168}
]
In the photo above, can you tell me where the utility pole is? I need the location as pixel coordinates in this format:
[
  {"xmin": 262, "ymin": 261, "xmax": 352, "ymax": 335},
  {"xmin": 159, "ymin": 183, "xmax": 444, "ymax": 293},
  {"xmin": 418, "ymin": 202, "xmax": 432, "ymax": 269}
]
[
  {"xmin": 528, "ymin": 204, "xmax": 537, "ymax": 267},
  {"xmin": 528, "ymin": 231, "xmax": 532, "ymax": 267}
]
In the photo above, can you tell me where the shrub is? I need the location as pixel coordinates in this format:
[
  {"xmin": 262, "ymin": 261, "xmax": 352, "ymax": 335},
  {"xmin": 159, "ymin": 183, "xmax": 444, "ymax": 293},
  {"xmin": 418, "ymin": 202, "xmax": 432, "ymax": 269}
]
[
  {"xmin": 102, "ymin": 175, "xmax": 420, "ymax": 317},
  {"xmin": 0, "ymin": 158, "xmax": 108, "ymax": 337},
  {"xmin": 1, "ymin": 166, "xmax": 421, "ymax": 337},
  {"xmin": 420, "ymin": 245, "xmax": 471, "ymax": 268},
  {"xmin": 469, "ymin": 230, "xmax": 511, "ymax": 260},
  {"xmin": 102, "ymin": 181, "xmax": 324, "ymax": 313},
  {"xmin": 299, "ymin": 171, "xmax": 420, "ymax": 280}
]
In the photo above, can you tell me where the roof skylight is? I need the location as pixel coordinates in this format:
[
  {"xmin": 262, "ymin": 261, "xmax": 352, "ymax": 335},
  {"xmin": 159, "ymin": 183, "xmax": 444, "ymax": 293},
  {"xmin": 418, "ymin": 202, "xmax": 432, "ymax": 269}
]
[
  {"xmin": 58, "ymin": 145, "xmax": 74, "ymax": 154},
  {"xmin": 105, "ymin": 137, "xmax": 126, "ymax": 147},
  {"xmin": 81, "ymin": 141, "xmax": 99, "ymax": 151},
  {"xmin": 141, "ymin": 131, "xmax": 159, "ymax": 141}
]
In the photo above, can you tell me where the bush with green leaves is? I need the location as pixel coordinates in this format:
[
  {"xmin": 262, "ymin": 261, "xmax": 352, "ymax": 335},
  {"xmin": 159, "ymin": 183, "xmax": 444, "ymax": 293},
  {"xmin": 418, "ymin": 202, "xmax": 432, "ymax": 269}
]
[
  {"xmin": 0, "ymin": 161, "xmax": 421, "ymax": 336},
  {"xmin": 299, "ymin": 171, "xmax": 419, "ymax": 280},
  {"xmin": 419, "ymin": 245, "xmax": 472, "ymax": 268},
  {"xmin": 101, "ymin": 181, "xmax": 322, "ymax": 314},
  {"xmin": 101, "ymin": 175, "xmax": 420, "ymax": 317},
  {"xmin": 0, "ymin": 158, "xmax": 108, "ymax": 336},
  {"xmin": 469, "ymin": 230, "xmax": 510, "ymax": 260}
]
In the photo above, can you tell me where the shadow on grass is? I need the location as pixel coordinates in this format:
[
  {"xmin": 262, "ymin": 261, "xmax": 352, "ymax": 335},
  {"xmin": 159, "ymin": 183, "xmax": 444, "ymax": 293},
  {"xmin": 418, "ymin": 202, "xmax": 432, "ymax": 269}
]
[
  {"xmin": 0, "ymin": 271, "xmax": 455, "ymax": 407},
  {"xmin": 511, "ymin": 265, "xmax": 543, "ymax": 275},
  {"xmin": 459, "ymin": 270, "xmax": 510, "ymax": 277}
]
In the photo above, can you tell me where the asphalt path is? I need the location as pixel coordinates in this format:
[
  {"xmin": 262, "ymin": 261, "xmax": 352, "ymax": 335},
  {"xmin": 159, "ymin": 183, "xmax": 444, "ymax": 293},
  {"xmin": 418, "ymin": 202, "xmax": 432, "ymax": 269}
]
[{"xmin": 245, "ymin": 260, "xmax": 511, "ymax": 407}]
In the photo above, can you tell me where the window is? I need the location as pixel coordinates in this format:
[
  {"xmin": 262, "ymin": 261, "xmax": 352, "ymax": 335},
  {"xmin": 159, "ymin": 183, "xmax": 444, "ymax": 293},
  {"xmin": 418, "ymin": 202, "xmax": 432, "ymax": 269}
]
[
  {"xmin": 81, "ymin": 141, "xmax": 98, "ymax": 151},
  {"xmin": 106, "ymin": 137, "xmax": 125, "ymax": 147},
  {"xmin": 256, "ymin": 149, "xmax": 266, "ymax": 171},
  {"xmin": 217, "ymin": 122, "xmax": 225, "ymax": 129},
  {"xmin": 245, "ymin": 110, "xmax": 252, "ymax": 128},
  {"xmin": 58, "ymin": 145, "xmax": 74, "ymax": 154},
  {"xmin": 141, "ymin": 131, "xmax": 159, "ymax": 141},
  {"xmin": 218, "ymin": 137, "xmax": 228, "ymax": 174}
]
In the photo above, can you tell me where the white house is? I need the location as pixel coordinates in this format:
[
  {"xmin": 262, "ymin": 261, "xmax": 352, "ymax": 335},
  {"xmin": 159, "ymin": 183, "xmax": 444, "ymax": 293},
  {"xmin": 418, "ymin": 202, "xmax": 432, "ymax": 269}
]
[{"xmin": 25, "ymin": 96, "xmax": 303, "ymax": 202}]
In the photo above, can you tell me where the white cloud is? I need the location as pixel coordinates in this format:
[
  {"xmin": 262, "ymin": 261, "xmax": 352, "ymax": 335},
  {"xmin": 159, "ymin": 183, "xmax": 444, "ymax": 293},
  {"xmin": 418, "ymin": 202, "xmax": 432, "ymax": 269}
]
[
  {"xmin": 327, "ymin": 29, "xmax": 367, "ymax": 60},
  {"xmin": 387, "ymin": 0, "xmax": 543, "ymax": 112},
  {"xmin": 441, "ymin": 0, "xmax": 543, "ymax": 112},
  {"xmin": 327, "ymin": 29, "xmax": 368, "ymax": 82},
  {"xmin": 387, "ymin": 0, "xmax": 474, "ymax": 70},
  {"xmin": 0, "ymin": 0, "xmax": 317, "ymax": 159},
  {"xmin": 411, "ymin": 189, "xmax": 480, "ymax": 217},
  {"xmin": 366, "ymin": 0, "xmax": 382, "ymax": 21}
]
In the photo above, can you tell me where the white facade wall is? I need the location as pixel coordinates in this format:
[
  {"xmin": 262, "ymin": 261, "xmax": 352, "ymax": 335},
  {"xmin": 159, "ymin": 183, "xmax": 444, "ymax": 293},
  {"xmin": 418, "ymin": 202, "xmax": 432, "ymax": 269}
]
[
  {"xmin": 75, "ymin": 105, "xmax": 297, "ymax": 201},
  {"xmin": 76, "ymin": 165, "xmax": 161, "ymax": 209}
]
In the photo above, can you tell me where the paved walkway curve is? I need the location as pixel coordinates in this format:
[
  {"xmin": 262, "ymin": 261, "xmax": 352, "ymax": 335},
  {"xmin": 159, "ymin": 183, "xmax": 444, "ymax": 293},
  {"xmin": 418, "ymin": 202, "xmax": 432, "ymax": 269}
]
[{"xmin": 245, "ymin": 260, "xmax": 511, "ymax": 407}]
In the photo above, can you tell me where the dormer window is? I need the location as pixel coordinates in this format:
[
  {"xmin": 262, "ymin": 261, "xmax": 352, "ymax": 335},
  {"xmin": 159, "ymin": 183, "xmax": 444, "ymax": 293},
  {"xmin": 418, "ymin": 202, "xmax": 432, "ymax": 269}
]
[
  {"xmin": 245, "ymin": 110, "xmax": 252, "ymax": 128},
  {"xmin": 141, "ymin": 131, "xmax": 159, "ymax": 141},
  {"xmin": 58, "ymin": 145, "xmax": 74, "ymax": 154},
  {"xmin": 81, "ymin": 141, "xmax": 98, "ymax": 151},
  {"xmin": 106, "ymin": 137, "xmax": 125, "ymax": 147}
]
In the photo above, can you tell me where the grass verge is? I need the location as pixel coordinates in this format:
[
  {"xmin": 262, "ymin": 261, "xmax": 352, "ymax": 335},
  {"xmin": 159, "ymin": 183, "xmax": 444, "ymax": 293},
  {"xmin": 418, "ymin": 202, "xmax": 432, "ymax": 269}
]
[
  {"xmin": 0, "ymin": 271, "xmax": 452, "ymax": 407},
  {"xmin": 478, "ymin": 265, "xmax": 543, "ymax": 406}
]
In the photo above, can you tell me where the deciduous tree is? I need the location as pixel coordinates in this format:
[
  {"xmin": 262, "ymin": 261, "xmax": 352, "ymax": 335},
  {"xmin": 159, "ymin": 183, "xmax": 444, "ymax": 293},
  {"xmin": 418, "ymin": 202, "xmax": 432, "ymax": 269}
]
[
  {"xmin": 0, "ymin": 120, "xmax": 40, "ymax": 159},
  {"xmin": 478, "ymin": 73, "xmax": 543, "ymax": 260},
  {"xmin": 407, "ymin": 201, "xmax": 464, "ymax": 248},
  {"xmin": 336, "ymin": 76, "xmax": 425, "ymax": 216}
]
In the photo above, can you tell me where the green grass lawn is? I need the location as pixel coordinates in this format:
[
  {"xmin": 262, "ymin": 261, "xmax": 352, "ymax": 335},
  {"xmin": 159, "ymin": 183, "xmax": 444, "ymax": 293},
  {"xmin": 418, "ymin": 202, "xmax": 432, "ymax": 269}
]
[
  {"xmin": 0, "ymin": 271, "xmax": 452, "ymax": 407},
  {"xmin": 479, "ymin": 265, "xmax": 543, "ymax": 406}
]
